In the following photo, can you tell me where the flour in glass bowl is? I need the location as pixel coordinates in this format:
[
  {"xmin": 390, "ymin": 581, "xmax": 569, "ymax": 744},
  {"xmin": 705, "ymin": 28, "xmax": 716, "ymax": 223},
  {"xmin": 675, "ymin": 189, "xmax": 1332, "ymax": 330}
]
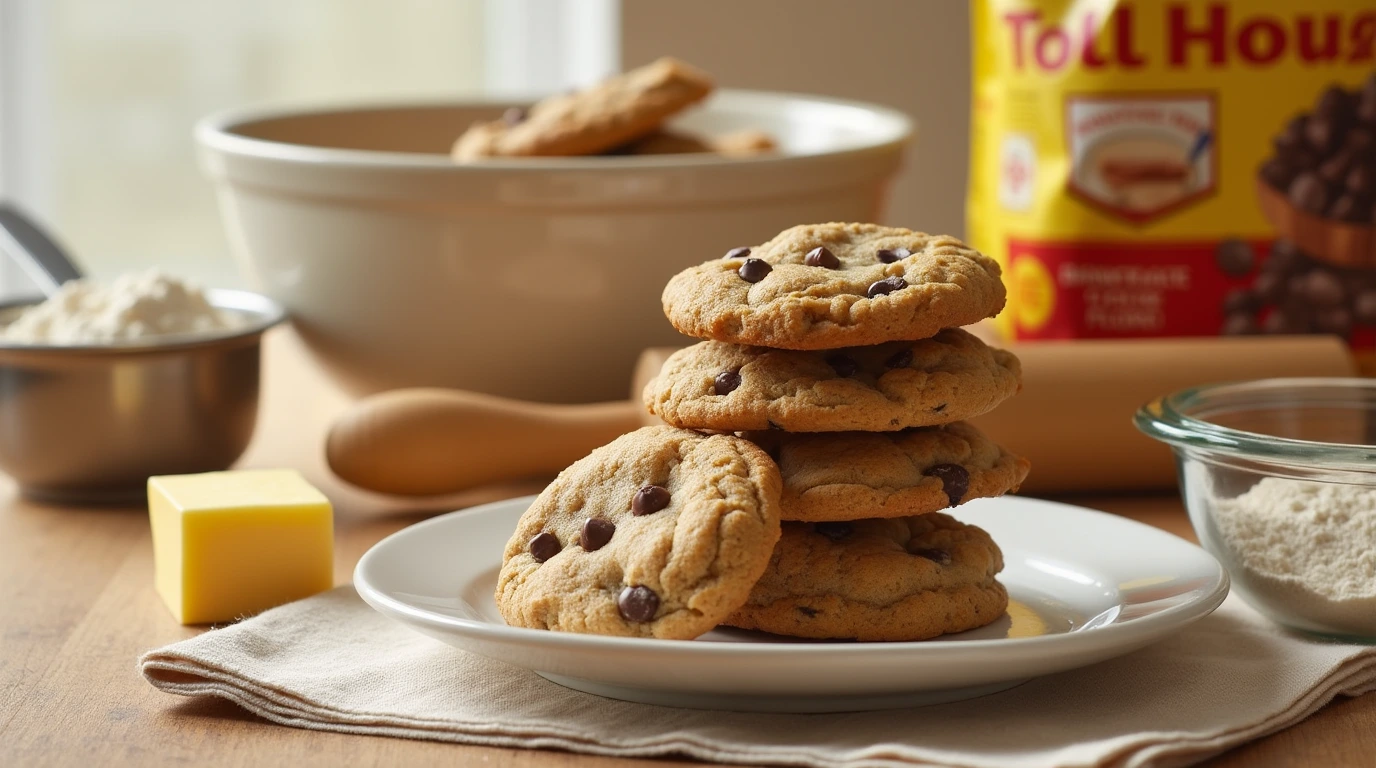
[
  {"xmin": 1, "ymin": 271, "xmax": 240, "ymax": 344},
  {"xmin": 1213, "ymin": 476, "xmax": 1376, "ymax": 634}
]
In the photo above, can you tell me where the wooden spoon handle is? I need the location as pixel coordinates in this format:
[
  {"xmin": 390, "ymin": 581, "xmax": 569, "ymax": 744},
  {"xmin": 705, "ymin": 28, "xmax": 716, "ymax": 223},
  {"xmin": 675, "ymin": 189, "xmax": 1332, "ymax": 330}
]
[{"xmin": 326, "ymin": 388, "xmax": 643, "ymax": 496}]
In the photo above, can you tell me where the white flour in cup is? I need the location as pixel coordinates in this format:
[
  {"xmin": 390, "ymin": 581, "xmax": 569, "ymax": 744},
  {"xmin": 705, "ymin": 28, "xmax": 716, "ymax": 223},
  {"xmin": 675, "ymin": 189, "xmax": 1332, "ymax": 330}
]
[
  {"xmin": 1213, "ymin": 477, "xmax": 1376, "ymax": 635},
  {"xmin": 2, "ymin": 271, "xmax": 239, "ymax": 344}
]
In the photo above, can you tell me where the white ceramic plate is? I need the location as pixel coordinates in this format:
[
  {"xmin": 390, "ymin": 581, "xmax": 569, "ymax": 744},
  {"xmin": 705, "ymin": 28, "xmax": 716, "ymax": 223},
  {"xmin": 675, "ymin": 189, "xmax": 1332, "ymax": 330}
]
[{"xmin": 355, "ymin": 495, "xmax": 1229, "ymax": 713}]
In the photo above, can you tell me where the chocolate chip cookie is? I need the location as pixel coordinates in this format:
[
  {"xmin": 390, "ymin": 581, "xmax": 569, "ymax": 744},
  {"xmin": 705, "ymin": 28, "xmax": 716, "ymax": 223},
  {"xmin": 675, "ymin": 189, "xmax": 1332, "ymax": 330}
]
[
  {"xmin": 725, "ymin": 513, "xmax": 1007, "ymax": 641},
  {"xmin": 496, "ymin": 425, "xmax": 782, "ymax": 639},
  {"xmin": 452, "ymin": 57, "xmax": 713, "ymax": 160},
  {"xmin": 644, "ymin": 328, "xmax": 1021, "ymax": 432},
  {"xmin": 661, "ymin": 223, "xmax": 1007, "ymax": 350},
  {"xmin": 748, "ymin": 422, "xmax": 1030, "ymax": 522}
]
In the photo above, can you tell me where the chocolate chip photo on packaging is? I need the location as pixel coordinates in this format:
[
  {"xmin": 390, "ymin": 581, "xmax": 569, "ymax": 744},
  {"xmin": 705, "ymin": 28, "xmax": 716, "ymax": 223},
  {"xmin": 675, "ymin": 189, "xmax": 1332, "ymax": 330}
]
[
  {"xmin": 1257, "ymin": 74, "xmax": 1376, "ymax": 269},
  {"xmin": 1220, "ymin": 238, "xmax": 1376, "ymax": 339}
]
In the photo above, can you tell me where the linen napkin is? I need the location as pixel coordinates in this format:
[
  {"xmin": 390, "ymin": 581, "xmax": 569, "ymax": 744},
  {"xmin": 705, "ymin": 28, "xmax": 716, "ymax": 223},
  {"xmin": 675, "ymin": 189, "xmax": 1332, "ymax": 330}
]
[{"xmin": 139, "ymin": 587, "xmax": 1376, "ymax": 768}]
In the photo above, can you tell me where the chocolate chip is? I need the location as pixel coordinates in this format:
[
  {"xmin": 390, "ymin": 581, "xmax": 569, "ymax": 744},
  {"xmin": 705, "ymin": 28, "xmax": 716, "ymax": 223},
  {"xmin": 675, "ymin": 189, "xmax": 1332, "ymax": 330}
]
[
  {"xmin": 885, "ymin": 348, "xmax": 913, "ymax": 369},
  {"xmin": 1289, "ymin": 172, "xmax": 1332, "ymax": 214},
  {"xmin": 1286, "ymin": 273, "xmax": 1311, "ymax": 302},
  {"xmin": 877, "ymin": 247, "xmax": 911, "ymax": 263},
  {"xmin": 826, "ymin": 353, "xmax": 858, "ymax": 377},
  {"xmin": 1274, "ymin": 116, "xmax": 1308, "ymax": 154},
  {"xmin": 1354, "ymin": 290, "xmax": 1376, "ymax": 325},
  {"xmin": 1260, "ymin": 157, "xmax": 1299, "ymax": 191},
  {"xmin": 738, "ymin": 258, "xmax": 772, "ymax": 283},
  {"xmin": 1346, "ymin": 128, "xmax": 1376, "ymax": 155},
  {"xmin": 1360, "ymin": 96, "xmax": 1376, "ymax": 126},
  {"xmin": 804, "ymin": 246, "xmax": 840, "ymax": 269},
  {"xmin": 1262, "ymin": 307, "xmax": 1311, "ymax": 334},
  {"xmin": 1253, "ymin": 272, "xmax": 1286, "ymax": 304},
  {"xmin": 1280, "ymin": 145, "xmax": 1323, "ymax": 171},
  {"xmin": 1315, "ymin": 307, "xmax": 1354, "ymax": 337},
  {"xmin": 502, "ymin": 107, "xmax": 527, "ymax": 125},
  {"xmin": 1303, "ymin": 269, "xmax": 1347, "ymax": 307},
  {"xmin": 632, "ymin": 485, "xmax": 671, "ymax": 516},
  {"xmin": 932, "ymin": 403, "xmax": 947, "ymax": 413},
  {"xmin": 617, "ymin": 585, "xmax": 659, "ymax": 622},
  {"xmin": 714, "ymin": 369, "xmax": 742, "ymax": 395},
  {"xmin": 1215, "ymin": 239, "xmax": 1256, "ymax": 276},
  {"xmin": 724, "ymin": 247, "xmax": 751, "ymax": 260},
  {"xmin": 814, "ymin": 522, "xmax": 852, "ymax": 541},
  {"xmin": 1330, "ymin": 194, "xmax": 1373, "ymax": 224},
  {"xmin": 1306, "ymin": 114, "xmax": 1346, "ymax": 156},
  {"xmin": 1264, "ymin": 240, "xmax": 1305, "ymax": 274},
  {"xmin": 529, "ymin": 532, "xmax": 561, "ymax": 563},
  {"xmin": 1319, "ymin": 151, "xmax": 1355, "ymax": 185},
  {"xmin": 796, "ymin": 606, "xmax": 819, "ymax": 618},
  {"xmin": 1221, "ymin": 312, "xmax": 1259, "ymax": 335},
  {"xmin": 1222, "ymin": 288, "xmax": 1262, "ymax": 315},
  {"xmin": 910, "ymin": 547, "xmax": 953, "ymax": 565},
  {"xmin": 867, "ymin": 276, "xmax": 907, "ymax": 298},
  {"xmin": 580, "ymin": 518, "xmax": 615, "ymax": 551},
  {"xmin": 1317, "ymin": 86, "xmax": 1354, "ymax": 120},
  {"xmin": 923, "ymin": 463, "xmax": 970, "ymax": 507},
  {"xmin": 1346, "ymin": 165, "xmax": 1374, "ymax": 196}
]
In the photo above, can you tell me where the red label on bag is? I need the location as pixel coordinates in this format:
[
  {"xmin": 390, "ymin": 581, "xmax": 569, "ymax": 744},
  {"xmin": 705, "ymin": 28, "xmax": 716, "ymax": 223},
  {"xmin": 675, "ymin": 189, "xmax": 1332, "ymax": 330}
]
[{"xmin": 1006, "ymin": 238, "xmax": 1258, "ymax": 338}]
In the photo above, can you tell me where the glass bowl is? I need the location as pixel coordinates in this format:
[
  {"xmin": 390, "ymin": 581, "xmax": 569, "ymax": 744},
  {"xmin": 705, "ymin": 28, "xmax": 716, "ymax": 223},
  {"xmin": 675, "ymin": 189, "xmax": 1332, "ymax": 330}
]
[{"xmin": 1136, "ymin": 377, "xmax": 1376, "ymax": 642}]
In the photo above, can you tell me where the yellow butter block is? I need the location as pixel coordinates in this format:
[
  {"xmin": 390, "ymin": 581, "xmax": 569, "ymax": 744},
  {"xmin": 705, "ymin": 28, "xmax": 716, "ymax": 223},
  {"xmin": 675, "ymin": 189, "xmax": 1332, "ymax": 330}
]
[{"xmin": 148, "ymin": 469, "xmax": 334, "ymax": 625}]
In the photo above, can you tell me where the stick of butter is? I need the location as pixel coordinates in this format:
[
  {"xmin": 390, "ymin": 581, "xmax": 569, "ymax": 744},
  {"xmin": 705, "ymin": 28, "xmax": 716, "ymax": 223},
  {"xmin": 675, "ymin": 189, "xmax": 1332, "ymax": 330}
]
[{"xmin": 148, "ymin": 469, "xmax": 334, "ymax": 625}]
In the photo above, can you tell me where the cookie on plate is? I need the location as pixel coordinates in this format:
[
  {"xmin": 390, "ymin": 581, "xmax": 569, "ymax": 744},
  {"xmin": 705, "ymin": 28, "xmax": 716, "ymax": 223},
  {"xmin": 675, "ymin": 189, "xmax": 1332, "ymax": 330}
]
[
  {"xmin": 452, "ymin": 57, "xmax": 713, "ymax": 160},
  {"xmin": 644, "ymin": 328, "xmax": 1020, "ymax": 432},
  {"xmin": 661, "ymin": 223, "xmax": 1006, "ymax": 350},
  {"xmin": 725, "ymin": 513, "xmax": 1007, "ymax": 641},
  {"xmin": 496, "ymin": 425, "xmax": 782, "ymax": 639},
  {"xmin": 749, "ymin": 422, "xmax": 1030, "ymax": 522}
]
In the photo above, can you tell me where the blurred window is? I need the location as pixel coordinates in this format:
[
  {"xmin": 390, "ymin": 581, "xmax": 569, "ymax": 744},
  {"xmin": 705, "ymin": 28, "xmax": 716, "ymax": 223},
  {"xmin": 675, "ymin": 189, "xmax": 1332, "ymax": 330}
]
[{"xmin": 0, "ymin": 0, "xmax": 616, "ymax": 297}]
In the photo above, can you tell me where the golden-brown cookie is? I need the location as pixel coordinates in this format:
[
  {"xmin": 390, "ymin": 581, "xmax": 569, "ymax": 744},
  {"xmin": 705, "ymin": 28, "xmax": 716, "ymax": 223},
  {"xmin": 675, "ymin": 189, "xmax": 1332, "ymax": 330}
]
[
  {"xmin": 725, "ymin": 513, "xmax": 1008, "ymax": 641},
  {"xmin": 452, "ymin": 57, "xmax": 713, "ymax": 160},
  {"xmin": 661, "ymin": 223, "xmax": 1006, "ymax": 350},
  {"xmin": 495, "ymin": 426, "xmax": 781, "ymax": 639},
  {"xmin": 749, "ymin": 422, "xmax": 1030, "ymax": 522},
  {"xmin": 644, "ymin": 328, "xmax": 1021, "ymax": 432}
]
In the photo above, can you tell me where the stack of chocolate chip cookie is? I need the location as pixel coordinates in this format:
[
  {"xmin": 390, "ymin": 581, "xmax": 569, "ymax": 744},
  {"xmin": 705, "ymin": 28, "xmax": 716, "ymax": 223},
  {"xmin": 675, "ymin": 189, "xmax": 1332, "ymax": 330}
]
[
  {"xmin": 495, "ymin": 223, "xmax": 1028, "ymax": 643},
  {"xmin": 645, "ymin": 222, "xmax": 1031, "ymax": 641}
]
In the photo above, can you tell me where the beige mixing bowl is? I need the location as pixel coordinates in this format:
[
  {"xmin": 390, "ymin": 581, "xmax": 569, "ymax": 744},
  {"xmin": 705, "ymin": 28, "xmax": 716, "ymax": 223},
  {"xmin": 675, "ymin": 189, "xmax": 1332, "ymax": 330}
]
[{"xmin": 196, "ymin": 91, "xmax": 912, "ymax": 403}]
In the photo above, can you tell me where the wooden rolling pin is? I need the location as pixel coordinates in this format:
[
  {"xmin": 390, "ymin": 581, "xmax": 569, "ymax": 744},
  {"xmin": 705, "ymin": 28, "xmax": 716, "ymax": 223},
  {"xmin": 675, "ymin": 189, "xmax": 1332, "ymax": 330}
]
[
  {"xmin": 325, "ymin": 389, "xmax": 643, "ymax": 496},
  {"xmin": 326, "ymin": 336, "xmax": 1354, "ymax": 497}
]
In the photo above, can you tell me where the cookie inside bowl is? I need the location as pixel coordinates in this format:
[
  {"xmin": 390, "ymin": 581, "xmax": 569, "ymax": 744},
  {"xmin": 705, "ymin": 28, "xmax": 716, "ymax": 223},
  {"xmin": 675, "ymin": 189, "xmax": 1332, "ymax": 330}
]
[{"xmin": 197, "ymin": 91, "xmax": 912, "ymax": 401}]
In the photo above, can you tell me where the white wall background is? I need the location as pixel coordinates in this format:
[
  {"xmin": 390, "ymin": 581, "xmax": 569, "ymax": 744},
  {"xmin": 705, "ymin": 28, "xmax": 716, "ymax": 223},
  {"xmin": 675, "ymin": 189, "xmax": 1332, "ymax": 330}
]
[{"xmin": 622, "ymin": 0, "xmax": 971, "ymax": 239}]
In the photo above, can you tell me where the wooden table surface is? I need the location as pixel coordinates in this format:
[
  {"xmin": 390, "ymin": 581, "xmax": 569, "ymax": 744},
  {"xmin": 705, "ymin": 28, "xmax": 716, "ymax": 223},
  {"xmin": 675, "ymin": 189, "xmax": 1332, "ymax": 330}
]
[{"xmin": 3, "ymin": 331, "xmax": 1374, "ymax": 767}]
